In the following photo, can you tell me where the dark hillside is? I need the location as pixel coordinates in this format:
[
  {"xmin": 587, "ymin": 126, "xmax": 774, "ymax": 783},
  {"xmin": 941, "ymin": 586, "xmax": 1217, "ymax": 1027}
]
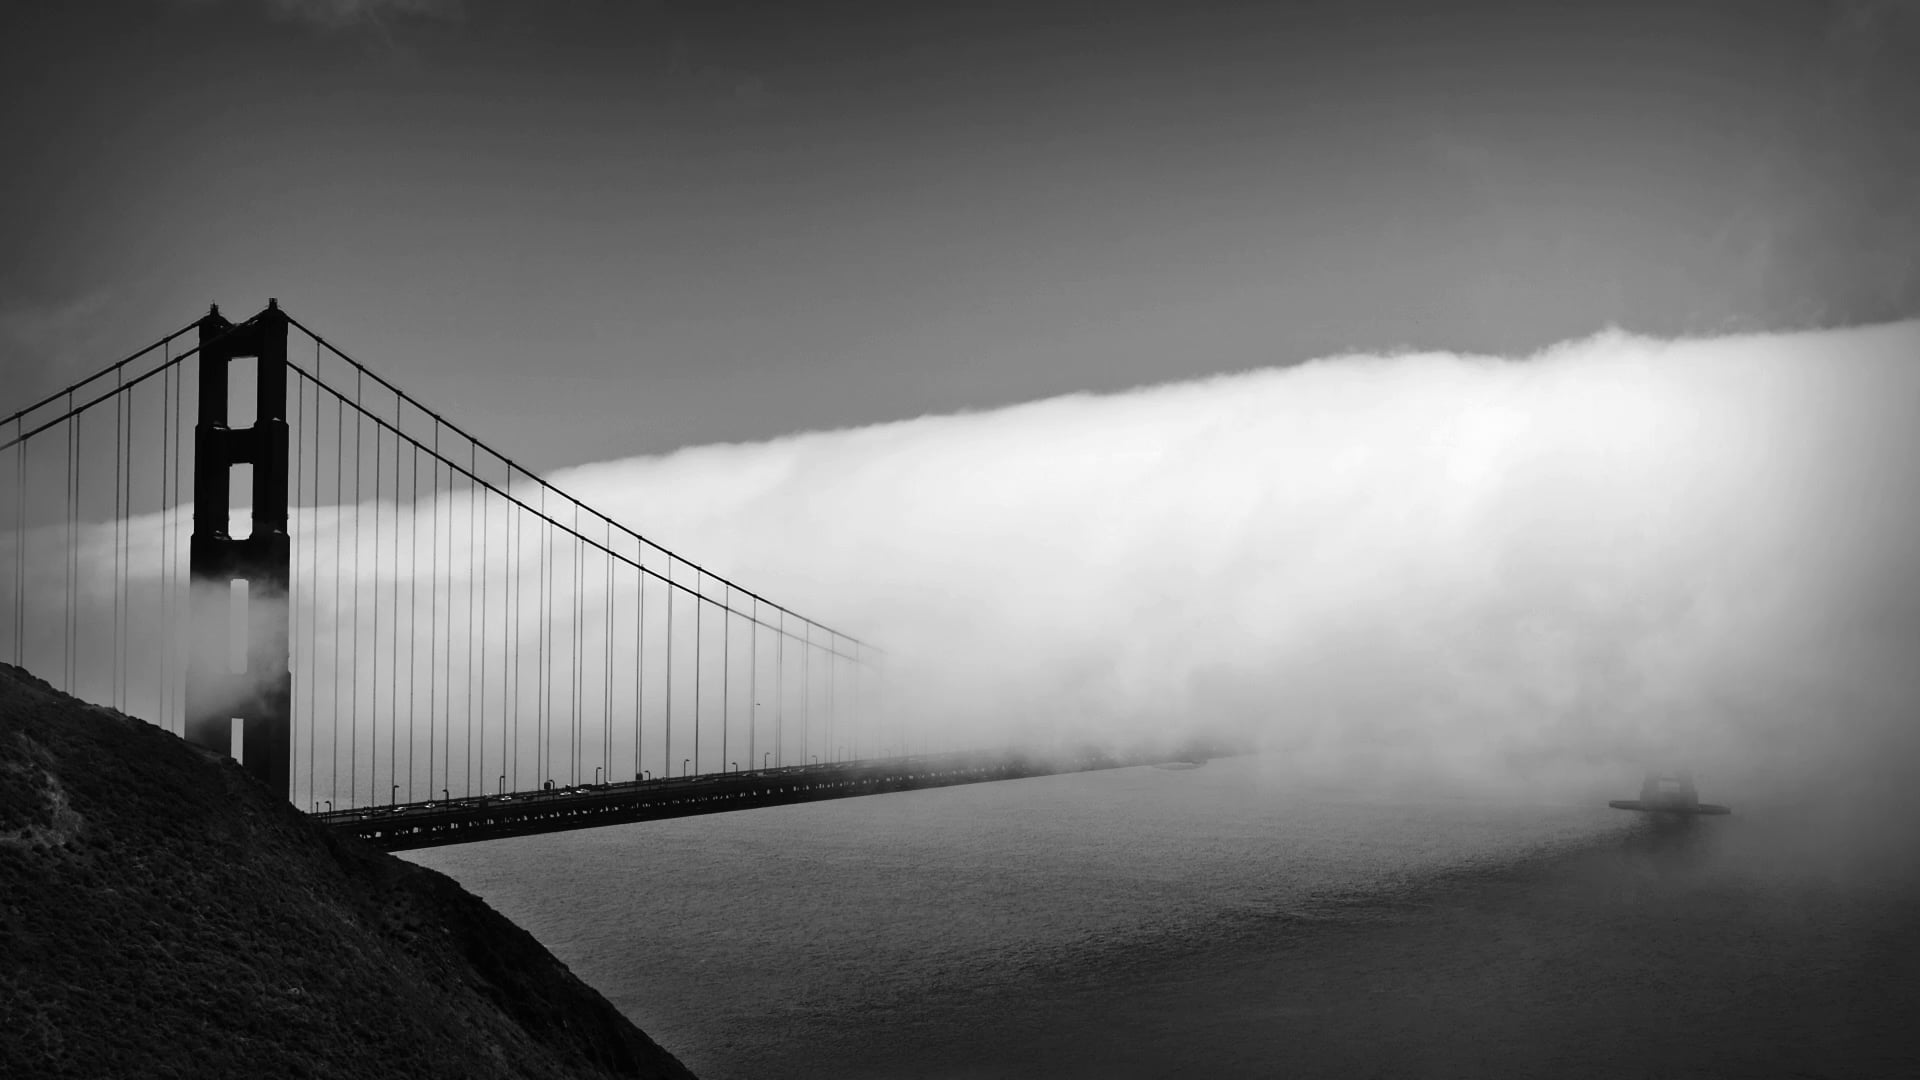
[{"xmin": 0, "ymin": 663, "xmax": 697, "ymax": 1080}]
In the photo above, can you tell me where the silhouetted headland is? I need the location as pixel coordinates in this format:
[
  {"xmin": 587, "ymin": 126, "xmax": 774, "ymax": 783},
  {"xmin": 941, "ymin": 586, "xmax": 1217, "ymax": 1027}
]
[{"xmin": 0, "ymin": 663, "xmax": 696, "ymax": 1080}]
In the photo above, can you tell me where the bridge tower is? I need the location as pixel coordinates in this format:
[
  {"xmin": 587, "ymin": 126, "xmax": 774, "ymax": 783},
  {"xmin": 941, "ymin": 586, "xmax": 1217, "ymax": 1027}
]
[{"xmin": 184, "ymin": 300, "xmax": 293, "ymax": 797}]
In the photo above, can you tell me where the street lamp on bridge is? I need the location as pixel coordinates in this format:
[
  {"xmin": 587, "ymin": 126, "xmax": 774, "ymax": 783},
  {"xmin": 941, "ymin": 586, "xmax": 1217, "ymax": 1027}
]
[{"xmin": 683, "ymin": 758, "xmax": 690, "ymax": 777}]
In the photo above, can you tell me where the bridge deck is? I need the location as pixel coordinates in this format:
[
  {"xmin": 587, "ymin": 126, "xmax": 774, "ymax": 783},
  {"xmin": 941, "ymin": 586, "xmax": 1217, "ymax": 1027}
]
[{"xmin": 312, "ymin": 747, "xmax": 1220, "ymax": 851}]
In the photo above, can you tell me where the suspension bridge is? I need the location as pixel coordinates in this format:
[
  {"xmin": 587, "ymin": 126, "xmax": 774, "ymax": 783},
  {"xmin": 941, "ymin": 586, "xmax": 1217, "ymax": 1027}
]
[{"xmin": 1, "ymin": 301, "xmax": 1217, "ymax": 850}]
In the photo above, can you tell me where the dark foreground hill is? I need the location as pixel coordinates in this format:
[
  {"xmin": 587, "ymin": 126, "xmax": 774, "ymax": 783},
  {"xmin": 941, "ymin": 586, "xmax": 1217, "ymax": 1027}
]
[{"xmin": 0, "ymin": 664, "xmax": 696, "ymax": 1080}]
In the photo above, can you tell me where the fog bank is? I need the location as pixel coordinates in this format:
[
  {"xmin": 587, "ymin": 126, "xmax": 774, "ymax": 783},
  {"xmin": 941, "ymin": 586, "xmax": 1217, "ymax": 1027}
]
[{"xmin": 557, "ymin": 320, "xmax": 1920, "ymax": 804}]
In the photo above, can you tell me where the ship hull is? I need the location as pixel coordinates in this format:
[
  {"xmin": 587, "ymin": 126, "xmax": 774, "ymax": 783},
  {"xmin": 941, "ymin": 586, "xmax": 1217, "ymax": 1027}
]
[{"xmin": 1608, "ymin": 800, "xmax": 1731, "ymax": 815}]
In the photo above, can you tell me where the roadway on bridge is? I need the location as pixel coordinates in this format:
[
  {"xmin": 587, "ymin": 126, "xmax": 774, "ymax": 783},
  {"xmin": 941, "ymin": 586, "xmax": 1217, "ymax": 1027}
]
[{"xmin": 313, "ymin": 745, "xmax": 1226, "ymax": 851}]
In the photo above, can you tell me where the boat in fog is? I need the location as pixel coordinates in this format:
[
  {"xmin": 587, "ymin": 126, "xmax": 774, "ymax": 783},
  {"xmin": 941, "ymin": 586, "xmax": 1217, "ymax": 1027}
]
[{"xmin": 1609, "ymin": 770, "xmax": 1731, "ymax": 815}]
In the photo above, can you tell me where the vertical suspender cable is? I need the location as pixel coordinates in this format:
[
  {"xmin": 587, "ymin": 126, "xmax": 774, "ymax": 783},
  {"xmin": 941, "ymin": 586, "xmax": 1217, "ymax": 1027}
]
[
  {"xmin": 172, "ymin": 353, "xmax": 184, "ymax": 731},
  {"xmin": 126, "ymin": 377, "xmax": 136, "ymax": 711},
  {"xmin": 776, "ymin": 608, "xmax": 784, "ymax": 768},
  {"xmin": 541, "ymin": 486, "xmax": 551, "ymax": 787},
  {"xmin": 665, "ymin": 558, "xmax": 672, "ymax": 779},
  {"xmin": 157, "ymin": 355, "xmax": 170, "ymax": 723},
  {"xmin": 120, "ymin": 373, "xmax": 132, "ymax": 711},
  {"xmin": 127, "ymin": 377, "xmax": 135, "ymax": 711},
  {"xmin": 302, "ymin": 369, "xmax": 317, "ymax": 808},
  {"xmin": 287, "ymin": 369, "xmax": 300, "ymax": 805},
  {"xmin": 8, "ymin": 417, "xmax": 18, "ymax": 669},
  {"xmin": 645, "ymin": 534, "xmax": 652, "ymax": 772},
  {"xmin": 332, "ymin": 379, "xmax": 344, "ymax": 810},
  {"xmin": 466, "ymin": 444, "xmax": 477, "ymax": 798},
  {"xmin": 645, "ymin": 541, "xmax": 652, "ymax": 776},
  {"xmin": 603, "ymin": 518, "xmax": 613, "ymax": 782},
  {"xmin": 693, "ymin": 569, "xmax": 702, "ymax": 776},
  {"xmin": 389, "ymin": 404, "xmax": 401, "ymax": 802},
  {"xmin": 512, "ymin": 484, "xmax": 523, "ymax": 792},
  {"xmin": 802, "ymin": 624, "xmax": 810, "ymax": 765},
  {"xmin": 157, "ymin": 362, "xmax": 169, "ymax": 724},
  {"xmin": 577, "ymin": 505, "xmax": 585, "ymax": 784},
  {"xmin": 14, "ymin": 412, "xmax": 27, "ymax": 669},
  {"xmin": 506, "ymin": 466, "xmax": 514, "ymax": 787},
  {"xmin": 571, "ymin": 501, "xmax": 582, "ymax": 785},
  {"xmin": 479, "ymin": 447, "xmax": 491, "ymax": 798},
  {"xmin": 63, "ymin": 392, "xmax": 75, "ymax": 692},
  {"xmin": 308, "ymin": 367, "xmax": 321, "ymax": 805},
  {"xmin": 167, "ymin": 360, "xmax": 178, "ymax": 731},
  {"xmin": 372, "ymin": 398, "xmax": 383, "ymax": 802},
  {"xmin": 71, "ymin": 395, "xmax": 82, "ymax": 693},
  {"xmin": 71, "ymin": 399, "xmax": 78, "ymax": 693},
  {"xmin": 351, "ymin": 369, "xmax": 362, "ymax": 806},
  {"xmin": 294, "ymin": 374, "xmax": 304, "ymax": 805},
  {"xmin": 407, "ymin": 439, "xmax": 419, "ymax": 801},
  {"xmin": 125, "ymin": 373, "xmax": 135, "ymax": 710},
  {"xmin": 722, "ymin": 583, "xmax": 729, "ymax": 772},
  {"xmin": 178, "ymin": 361, "xmax": 189, "ymax": 732},
  {"xmin": 564, "ymin": 504, "xmax": 573, "ymax": 785},
  {"xmin": 749, "ymin": 596, "xmax": 757, "ymax": 772},
  {"xmin": 72, "ymin": 401, "xmax": 78, "ymax": 693},
  {"xmin": 111, "ymin": 371, "xmax": 122, "ymax": 709},
  {"xmin": 428, "ymin": 420, "xmax": 440, "ymax": 802},
  {"xmin": 309, "ymin": 367, "xmax": 320, "ymax": 799}
]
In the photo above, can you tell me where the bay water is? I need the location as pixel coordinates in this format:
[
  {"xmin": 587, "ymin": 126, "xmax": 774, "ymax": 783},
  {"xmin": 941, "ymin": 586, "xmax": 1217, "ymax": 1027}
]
[{"xmin": 406, "ymin": 757, "xmax": 1641, "ymax": 1077}]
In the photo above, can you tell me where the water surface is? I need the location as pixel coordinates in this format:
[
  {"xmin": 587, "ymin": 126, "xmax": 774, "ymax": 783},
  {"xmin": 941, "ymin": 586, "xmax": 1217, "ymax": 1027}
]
[{"xmin": 409, "ymin": 758, "xmax": 1635, "ymax": 1077}]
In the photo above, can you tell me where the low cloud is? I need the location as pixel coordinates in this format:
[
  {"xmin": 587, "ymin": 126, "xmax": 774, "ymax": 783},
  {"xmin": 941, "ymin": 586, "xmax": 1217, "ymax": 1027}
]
[{"xmin": 559, "ymin": 319, "xmax": 1920, "ymax": 803}]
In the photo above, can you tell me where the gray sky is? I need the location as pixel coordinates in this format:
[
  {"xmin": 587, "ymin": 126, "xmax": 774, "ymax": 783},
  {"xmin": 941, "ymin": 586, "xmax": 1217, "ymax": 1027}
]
[{"xmin": 4, "ymin": 0, "xmax": 1917, "ymax": 468}]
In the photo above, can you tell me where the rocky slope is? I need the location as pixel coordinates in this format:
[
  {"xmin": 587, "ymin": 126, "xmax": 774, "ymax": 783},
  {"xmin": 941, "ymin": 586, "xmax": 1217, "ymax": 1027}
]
[{"xmin": 0, "ymin": 663, "xmax": 696, "ymax": 1080}]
